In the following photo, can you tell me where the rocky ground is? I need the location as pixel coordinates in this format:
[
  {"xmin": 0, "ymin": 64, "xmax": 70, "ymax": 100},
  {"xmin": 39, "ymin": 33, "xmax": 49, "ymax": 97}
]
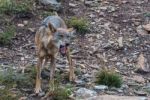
[{"xmin": 0, "ymin": 0, "xmax": 150, "ymax": 100}]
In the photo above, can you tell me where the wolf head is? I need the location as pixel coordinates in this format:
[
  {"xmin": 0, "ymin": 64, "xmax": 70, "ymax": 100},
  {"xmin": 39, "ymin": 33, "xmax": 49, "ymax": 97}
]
[{"xmin": 48, "ymin": 23, "xmax": 75, "ymax": 56}]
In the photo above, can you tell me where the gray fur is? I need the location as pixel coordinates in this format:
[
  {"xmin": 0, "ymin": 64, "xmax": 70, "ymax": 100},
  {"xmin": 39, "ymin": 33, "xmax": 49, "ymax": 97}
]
[{"xmin": 42, "ymin": 16, "xmax": 66, "ymax": 29}]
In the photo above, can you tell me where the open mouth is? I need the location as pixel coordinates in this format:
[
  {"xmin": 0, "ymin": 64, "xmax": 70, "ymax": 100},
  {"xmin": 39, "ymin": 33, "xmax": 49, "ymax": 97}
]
[{"xmin": 59, "ymin": 45, "xmax": 67, "ymax": 56}]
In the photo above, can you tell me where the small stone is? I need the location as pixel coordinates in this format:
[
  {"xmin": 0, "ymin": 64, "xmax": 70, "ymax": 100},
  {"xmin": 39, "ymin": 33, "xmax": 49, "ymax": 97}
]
[
  {"xmin": 117, "ymin": 89, "xmax": 123, "ymax": 93},
  {"xmin": 28, "ymin": 28, "xmax": 35, "ymax": 32},
  {"xmin": 23, "ymin": 20, "xmax": 28, "ymax": 25},
  {"xmin": 91, "ymin": 64, "xmax": 99, "ymax": 70},
  {"xmin": 99, "ymin": 6, "xmax": 107, "ymax": 10},
  {"xmin": 117, "ymin": 37, "xmax": 123, "ymax": 48},
  {"xmin": 18, "ymin": 24, "xmax": 24, "ymax": 27},
  {"xmin": 134, "ymin": 90, "xmax": 147, "ymax": 96},
  {"xmin": 19, "ymin": 97, "xmax": 28, "ymax": 100},
  {"xmin": 0, "ymin": 85, "xmax": 5, "ymax": 89},
  {"xmin": 133, "ymin": 75, "xmax": 145, "ymax": 84},
  {"xmin": 84, "ymin": 1, "xmax": 92, "ymax": 5},
  {"xmin": 75, "ymin": 80, "xmax": 86, "ymax": 87},
  {"xmin": 0, "ymin": 29, "xmax": 3, "ymax": 33},
  {"xmin": 69, "ymin": 3, "xmax": 77, "ymax": 7},
  {"xmin": 85, "ymin": 95, "xmax": 148, "ymax": 100},
  {"xmin": 105, "ymin": 91, "xmax": 117, "ymax": 95},
  {"xmin": 39, "ymin": 0, "xmax": 61, "ymax": 11},
  {"xmin": 39, "ymin": 92, "xmax": 45, "ymax": 97},
  {"xmin": 121, "ymin": 84, "xmax": 129, "ymax": 89},
  {"xmin": 75, "ymin": 88, "xmax": 97, "ymax": 99},
  {"xmin": 94, "ymin": 85, "xmax": 108, "ymax": 91}
]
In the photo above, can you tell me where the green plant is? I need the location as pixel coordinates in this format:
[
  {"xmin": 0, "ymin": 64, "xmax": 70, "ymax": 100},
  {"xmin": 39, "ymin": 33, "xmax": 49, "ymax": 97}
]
[
  {"xmin": 0, "ymin": 0, "xmax": 33, "ymax": 14},
  {"xmin": 0, "ymin": 25, "xmax": 15, "ymax": 44},
  {"xmin": 144, "ymin": 13, "xmax": 150, "ymax": 17},
  {"xmin": 145, "ymin": 89, "xmax": 150, "ymax": 94},
  {"xmin": 0, "ymin": 67, "xmax": 35, "ymax": 89},
  {"xmin": 0, "ymin": 0, "xmax": 14, "ymax": 13},
  {"xmin": 47, "ymin": 82, "xmax": 72, "ymax": 100},
  {"xmin": 95, "ymin": 68, "xmax": 123, "ymax": 88},
  {"xmin": 67, "ymin": 17, "xmax": 89, "ymax": 34},
  {"xmin": 15, "ymin": 0, "xmax": 33, "ymax": 13},
  {"xmin": 0, "ymin": 88, "xmax": 19, "ymax": 100}
]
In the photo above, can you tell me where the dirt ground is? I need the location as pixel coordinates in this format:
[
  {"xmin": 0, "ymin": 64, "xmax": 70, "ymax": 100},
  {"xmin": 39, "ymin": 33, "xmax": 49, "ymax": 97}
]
[{"xmin": 0, "ymin": 0, "xmax": 150, "ymax": 99}]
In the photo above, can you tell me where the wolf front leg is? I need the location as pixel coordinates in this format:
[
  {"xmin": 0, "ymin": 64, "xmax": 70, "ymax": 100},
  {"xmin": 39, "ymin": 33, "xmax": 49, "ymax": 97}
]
[
  {"xmin": 35, "ymin": 57, "xmax": 43, "ymax": 94},
  {"xmin": 47, "ymin": 55, "xmax": 56, "ymax": 91},
  {"xmin": 66, "ymin": 47, "xmax": 75, "ymax": 81}
]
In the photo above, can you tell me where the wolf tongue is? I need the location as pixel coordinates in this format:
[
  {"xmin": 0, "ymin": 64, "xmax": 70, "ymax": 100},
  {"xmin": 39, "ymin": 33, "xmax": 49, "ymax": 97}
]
[{"xmin": 60, "ymin": 46, "xmax": 66, "ymax": 55}]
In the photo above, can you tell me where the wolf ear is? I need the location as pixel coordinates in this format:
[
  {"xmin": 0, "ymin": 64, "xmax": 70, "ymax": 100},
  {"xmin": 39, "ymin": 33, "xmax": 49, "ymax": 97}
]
[{"xmin": 48, "ymin": 23, "xmax": 56, "ymax": 33}]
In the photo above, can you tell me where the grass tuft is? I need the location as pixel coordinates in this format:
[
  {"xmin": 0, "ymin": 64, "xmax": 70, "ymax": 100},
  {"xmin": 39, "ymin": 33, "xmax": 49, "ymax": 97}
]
[
  {"xmin": 95, "ymin": 68, "xmax": 123, "ymax": 88},
  {"xmin": 67, "ymin": 17, "xmax": 89, "ymax": 35},
  {"xmin": 0, "ymin": 25, "xmax": 15, "ymax": 44},
  {"xmin": 0, "ymin": 67, "xmax": 35, "ymax": 89},
  {"xmin": 0, "ymin": 0, "xmax": 34, "ymax": 14}
]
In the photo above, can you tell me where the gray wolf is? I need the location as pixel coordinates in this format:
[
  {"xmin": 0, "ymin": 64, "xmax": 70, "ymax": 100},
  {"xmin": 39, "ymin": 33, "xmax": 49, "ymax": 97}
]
[{"xmin": 34, "ymin": 15, "xmax": 75, "ymax": 94}]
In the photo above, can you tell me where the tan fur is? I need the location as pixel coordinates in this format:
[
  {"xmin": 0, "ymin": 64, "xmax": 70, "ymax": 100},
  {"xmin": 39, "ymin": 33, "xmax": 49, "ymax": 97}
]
[{"xmin": 34, "ymin": 17, "xmax": 75, "ymax": 94}]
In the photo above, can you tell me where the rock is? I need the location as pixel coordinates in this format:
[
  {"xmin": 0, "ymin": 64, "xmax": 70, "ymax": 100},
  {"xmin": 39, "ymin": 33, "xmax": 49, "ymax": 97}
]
[
  {"xmin": 69, "ymin": 3, "xmax": 77, "ymax": 7},
  {"xmin": 143, "ymin": 23, "xmax": 150, "ymax": 32},
  {"xmin": 0, "ymin": 29, "xmax": 3, "ymax": 33},
  {"xmin": 84, "ymin": 95, "xmax": 148, "ymax": 100},
  {"xmin": 108, "ymin": 6, "xmax": 116, "ymax": 12},
  {"xmin": 94, "ymin": 85, "xmax": 108, "ymax": 92},
  {"xmin": 132, "ymin": 75, "xmax": 145, "ymax": 84},
  {"xmin": 23, "ymin": 20, "xmax": 28, "ymax": 25},
  {"xmin": 39, "ymin": 0, "xmax": 61, "ymax": 11},
  {"xmin": 75, "ymin": 88, "xmax": 97, "ymax": 99},
  {"xmin": 18, "ymin": 24, "xmax": 24, "ymax": 27},
  {"xmin": 117, "ymin": 89, "xmax": 123, "ymax": 93},
  {"xmin": 38, "ymin": 92, "xmax": 45, "ymax": 97},
  {"xmin": 105, "ymin": 91, "xmax": 117, "ymax": 95},
  {"xmin": 28, "ymin": 28, "xmax": 36, "ymax": 33},
  {"xmin": 84, "ymin": 0, "xmax": 97, "ymax": 7},
  {"xmin": 75, "ymin": 80, "xmax": 86, "ymax": 87},
  {"xmin": 136, "ymin": 25, "xmax": 148, "ymax": 35},
  {"xmin": 0, "ymin": 85, "xmax": 5, "ymax": 89},
  {"xmin": 90, "ymin": 64, "xmax": 99, "ymax": 70},
  {"xmin": 121, "ymin": 84, "xmax": 129, "ymax": 89},
  {"xmin": 18, "ymin": 97, "xmax": 28, "ymax": 100},
  {"xmin": 41, "ymin": 69, "xmax": 50, "ymax": 79},
  {"xmin": 134, "ymin": 90, "xmax": 147, "ymax": 96},
  {"xmin": 110, "ymin": 87, "xmax": 123, "ymax": 93},
  {"xmin": 117, "ymin": 37, "xmax": 123, "ymax": 48},
  {"xmin": 135, "ymin": 53, "xmax": 150, "ymax": 73}
]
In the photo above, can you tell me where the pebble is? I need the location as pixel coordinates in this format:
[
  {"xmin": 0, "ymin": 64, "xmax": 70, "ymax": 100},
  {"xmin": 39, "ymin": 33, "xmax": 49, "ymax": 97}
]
[
  {"xmin": 94, "ymin": 85, "xmax": 108, "ymax": 91},
  {"xmin": 75, "ymin": 88, "xmax": 97, "ymax": 99}
]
